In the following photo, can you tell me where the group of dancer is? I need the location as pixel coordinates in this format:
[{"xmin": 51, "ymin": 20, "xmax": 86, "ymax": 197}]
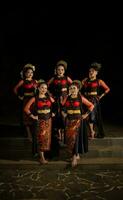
[{"xmin": 13, "ymin": 60, "xmax": 110, "ymax": 167}]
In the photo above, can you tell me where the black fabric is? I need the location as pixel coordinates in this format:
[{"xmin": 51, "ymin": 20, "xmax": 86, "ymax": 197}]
[
  {"xmin": 82, "ymin": 79, "xmax": 105, "ymax": 138},
  {"xmin": 73, "ymin": 93, "xmax": 88, "ymax": 155},
  {"xmin": 30, "ymin": 121, "xmax": 38, "ymax": 156}
]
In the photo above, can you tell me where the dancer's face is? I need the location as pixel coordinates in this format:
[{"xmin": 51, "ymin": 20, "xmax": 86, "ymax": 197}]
[
  {"xmin": 69, "ymin": 85, "xmax": 79, "ymax": 96},
  {"xmin": 89, "ymin": 68, "xmax": 98, "ymax": 79},
  {"xmin": 25, "ymin": 69, "xmax": 33, "ymax": 79},
  {"xmin": 38, "ymin": 84, "xmax": 47, "ymax": 95},
  {"xmin": 56, "ymin": 65, "xmax": 65, "ymax": 76}
]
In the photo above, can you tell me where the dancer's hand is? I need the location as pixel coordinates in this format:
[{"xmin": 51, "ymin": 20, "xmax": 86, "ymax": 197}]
[
  {"xmin": 61, "ymin": 111, "xmax": 67, "ymax": 118},
  {"xmin": 99, "ymin": 93, "xmax": 106, "ymax": 100},
  {"xmin": 30, "ymin": 114, "xmax": 38, "ymax": 120},
  {"xmin": 82, "ymin": 113, "xmax": 88, "ymax": 119},
  {"xmin": 52, "ymin": 113, "xmax": 55, "ymax": 117},
  {"xmin": 18, "ymin": 96, "xmax": 24, "ymax": 100}
]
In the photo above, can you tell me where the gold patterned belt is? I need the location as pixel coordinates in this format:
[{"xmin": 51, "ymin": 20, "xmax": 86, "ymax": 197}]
[
  {"xmin": 24, "ymin": 92, "xmax": 34, "ymax": 96},
  {"xmin": 37, "ymin": 109, "xmax": 50, "ymax": 114},
  {"xmin": 67, "ymin": 110, "xmax": 81, "ymax": 114},
  {"xmin": 86, "ymin": 92, "xmax": 97, "ymax": 96}
]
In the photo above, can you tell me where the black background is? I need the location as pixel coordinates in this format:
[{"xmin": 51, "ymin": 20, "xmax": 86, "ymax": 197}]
[{"xmin": 0, "ymin": 4, "xmax": 122, "ymax": 125}]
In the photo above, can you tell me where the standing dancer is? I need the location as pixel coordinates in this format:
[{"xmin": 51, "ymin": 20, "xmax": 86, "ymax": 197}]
[
  {"xmin": 24, "ymin": 81, "xmax": 55, "ymax": 164},
  {"xmin": 81, "ymin": 62, "xmax": 110, "ymax": 138},
  {"xmin": 47, "ymin": 60, "xmax": 72, "ymax": 147},
  {"xmin": 13, "ymin": 63, "xmax": 38, "ymax": 142},
  {"xmin": 62, "ymin": 80, "xmax": 94, "ymax": 167}
]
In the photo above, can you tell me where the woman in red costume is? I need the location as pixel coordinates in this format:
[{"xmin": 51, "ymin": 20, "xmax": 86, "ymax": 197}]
[
  {"xmin": 47, "ymin": 60, "xmax": 72, "ymax": 146},
  {"xmin": 81, "ymin": 62, "xmax": 110, "ymax": 139},
  {"xmin": 24, "ymin": 81, "xmax": 55, "ymax": 164},
  {"xmin": 62, "ymin": 80, "xmax": 94, "ymax": 167},
  {"xmin": 13, "ymin": 63, "xmax": 38, "ymax": 142}
]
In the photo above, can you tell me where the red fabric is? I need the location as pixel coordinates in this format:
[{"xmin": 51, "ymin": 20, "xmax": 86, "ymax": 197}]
[
  {"xmin": 54, "ymin": 79, "xmax": 67, "ymax": 85},
  {"xmin": 73, "ymin": 101, "xmax": 80, "ymax": 107},
  {"xmin": 65, "ymin": 100, "xmax": 80, "ymax": 107},
  {"xmin": 37, "ymin": 100, "xmax": 51, "ymax": 108},
  {"xmin": 85, "ymin": 81, "xmax": 98, "ymax": 88},
  {"xmin": 23, "ymin": 83, "xmax": 34, "ymax": 89},
  {"xmin": 61, "ymin": 79, "xmax": 67, "ymax": 85},
  {"xmin": 65, "ymin": 101, "xmax": 70, "ymax": 107}
]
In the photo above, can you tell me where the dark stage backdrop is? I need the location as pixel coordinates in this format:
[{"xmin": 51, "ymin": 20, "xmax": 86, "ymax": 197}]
[{"xmin": 0, "ymin": 6, "xmax": 122, "ymax": 125}]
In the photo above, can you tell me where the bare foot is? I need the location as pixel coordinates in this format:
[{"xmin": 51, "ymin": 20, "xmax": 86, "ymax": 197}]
[
  {"xmin": 91, "ymin": 131, "xmax": 95, "ymax": 139},
  {"xmin": 28, "ymin": 137, "xmax": 32, "ymax": 143},
  {"xmin": 76, "ymin": 154, "xmax": 80, "ymax": 160},
  {"xmin": 39, "ymin": 159, "xmax": 48, "ymax": 164},
  {"xmin": 71, "ymin": 157, "xmax": 77, "ymax": 168},
  {"xmin": 89, "ymin": 131, "xmax": 95, "ymax": 139}
]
